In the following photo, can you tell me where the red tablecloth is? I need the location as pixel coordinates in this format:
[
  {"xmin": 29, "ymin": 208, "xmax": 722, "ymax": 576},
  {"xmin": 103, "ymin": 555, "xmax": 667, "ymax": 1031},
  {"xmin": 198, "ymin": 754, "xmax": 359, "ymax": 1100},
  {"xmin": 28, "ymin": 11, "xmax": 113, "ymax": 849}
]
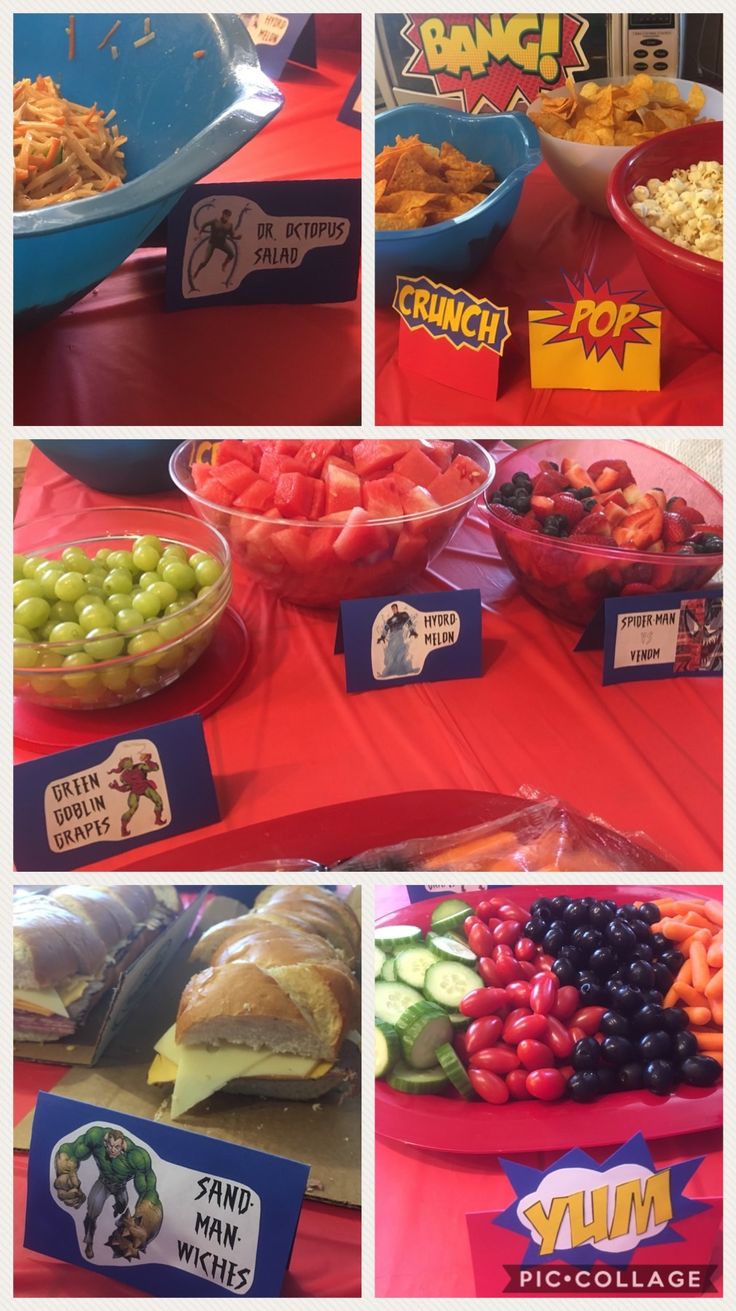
[
  {"xmin": 14, "ymin": 1060, "xmax": 360, "ymax": 1297},
  {"xmin": 14, "ymin": 27, "xmax": 360, "ymax": 427},
  {"xmin": 14, "ymin": 447, "xmax": 722, "ymax": 872},
  {"xmin": 376, "ymin": 161, "xmax": 722, "ymax": 427}
]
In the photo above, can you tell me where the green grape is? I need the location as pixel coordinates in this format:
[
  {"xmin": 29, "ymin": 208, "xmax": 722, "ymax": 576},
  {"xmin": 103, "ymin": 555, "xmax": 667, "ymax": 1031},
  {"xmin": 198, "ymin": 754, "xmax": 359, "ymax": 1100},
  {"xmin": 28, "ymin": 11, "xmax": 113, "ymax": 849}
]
[
  {"xmin": 132, "ymin": 544, "xmax": 161, "ymax": 573},
  {"xmin": 195, "ymin": 556, "xmax": 224, "ymax": 587},
  {"xmin": 188, "ymin": 550, "xmax": 209, "ymax": 567},
  {"xmin": 62, "ymin": 652, "xmax": 98, "ymax": 687},
  {"xmin": 30, "ymin": 650, "xmax": 64, "ymax": 693},
  {"xmin": 164, "ymin": 601, "xmax": 185, "ymax": 616},
  {"xmin": 147, "ymin": 580, "xmax": 178, "ymax": 608},
  {"xmin": 61, "ymin": 547, "xmax": 93, "ymax": 572},
  {"xmin": 36, "ymin": 568, "xmax": 64, "ymax": 601},
  {"xmin": 177, "ymin": 591, "xmax": 196, "ymax": 607},
  {"xmin": 161, "ymin": 560, "xmax": 197, "ymax": 592},
  {"xmin": 106, "ymin": 549, "xmax": 135, "ymax": 572},
  {"xmin": 159, "ymin": 543, "xmax": 188, "ymax": 563},
  {"xmin": 83, "ymin": 628, "xmax": 125, "ymax": 660},
  {"xmin": 13, "ymin": 623, "xmax": 34, "ymax": 641},
  {"xmin": 84, "ymin": 570, "xmax": 107, "ymax": 591},
  {"xmin": 105, "ymin": 592, "xmax": 132, "ymax": 615},
  {"xmin": 74, "ymin": 592, "xmax": 105, "ymax": 616},
  {"xmin": 49, "ymin": 600, "xmax": 78, "ymax": 624},
  {"xmin": 39, "ymin": 621, "xmax": 56, "ymax": 640},
  {"xmin": 15, "ymin": 596, "xmax": 51, "ymax": 630},
  {"xmin": 54, "ymin": 571, "xmax": 87, "ymax": 603},
  {"xmin": 22, "ymin": 554, "xmax": 48, "ymax": 579},
  {"xmin": 131, "ymin": 663, "xmax": 160, "ymax": 688},
  {"xmin": 78, "ymin": 602, "xmax": 116, "ymax": 633},
  {"xmin": 157, "ymin": 616, "xmax": 184, "ymax": 643},
  {"xmin": 115, "ymin": 608, "xmax": 144, "ymax": 636},
  {"xmin": 134, "ymin": 534, "xmax": 164, "ymax": 555},
  {"xmin": 138, "ymin": 571, "xmax": 161, "ymax": 591},
  {"xmin": 13, "ymin": 641, "xmax": 38, "ymax": 668},
  {"xmin": 127, "ymin": 631, "xmax": 163, "ymax": 667},
  {"xmin": 13, "ymin": 578, "xmax": 44, "ymax": 605},
  {"xmin": 131, "ymin": 589, "xmax": 162, "ymax": 619},
  {"xmin": 103, "ymin": 568, "xmax": 134, "ymax": 596},
  {"xmin": 13, "ymin": 553, "xmax": 27, "ymax": 581},
  {"xmin": 49, "ymin": 622, "xmax": 85, "ymax": 649},
  {"xmin": 94, "ymin": 548, "xmax": 112, "ymax": 567},
  {"xmin": 100, "ymin": 664, "xmax": 130, "ymax": 692}
]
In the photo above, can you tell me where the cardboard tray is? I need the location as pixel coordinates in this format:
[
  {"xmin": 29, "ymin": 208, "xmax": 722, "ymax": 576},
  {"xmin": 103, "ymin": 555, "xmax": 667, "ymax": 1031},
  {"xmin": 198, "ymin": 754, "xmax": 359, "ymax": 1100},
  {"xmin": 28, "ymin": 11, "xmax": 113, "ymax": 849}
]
[
  {"xmin": 14, "ymin": 890, "xmax": 206, "ymax": 1066},
  {"xmin": 15, "ymin": 896, "xmax": 361, "ymax": 1209}
]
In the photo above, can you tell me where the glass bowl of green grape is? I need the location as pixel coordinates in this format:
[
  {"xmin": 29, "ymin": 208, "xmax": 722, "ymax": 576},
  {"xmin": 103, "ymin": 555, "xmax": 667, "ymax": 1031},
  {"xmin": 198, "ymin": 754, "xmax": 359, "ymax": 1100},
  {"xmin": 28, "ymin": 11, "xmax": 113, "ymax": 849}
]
[{"xmin": 13, "ymin": 507, "xmax": 232, "ymax": 711}]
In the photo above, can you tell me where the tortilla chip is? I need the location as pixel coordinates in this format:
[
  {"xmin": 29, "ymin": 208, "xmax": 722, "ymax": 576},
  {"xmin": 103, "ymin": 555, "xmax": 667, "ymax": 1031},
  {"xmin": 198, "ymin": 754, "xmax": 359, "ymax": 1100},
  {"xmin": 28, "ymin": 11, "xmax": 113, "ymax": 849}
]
[
  {"xmin": 375, "ymin": 178, "xmax": 387, "ymax": 205},
  {"xmin": 386, "ymin": 151, "xmax": 452, "ymax": 195},
  {"xmin": 375, "ymin": 134, "xmax": 498, "ymax": 229},
  {"xmin": 375, "ymin": 212, "xmax": 418, "ymax": 231}
]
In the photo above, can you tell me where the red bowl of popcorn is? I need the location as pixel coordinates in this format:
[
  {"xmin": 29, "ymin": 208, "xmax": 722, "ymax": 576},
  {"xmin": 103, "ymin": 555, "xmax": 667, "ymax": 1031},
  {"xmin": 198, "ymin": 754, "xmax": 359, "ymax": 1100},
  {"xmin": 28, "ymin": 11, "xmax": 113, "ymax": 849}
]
[{"xmin": 607, "ymin": 121, "xmax": 722, "ymax": 352}]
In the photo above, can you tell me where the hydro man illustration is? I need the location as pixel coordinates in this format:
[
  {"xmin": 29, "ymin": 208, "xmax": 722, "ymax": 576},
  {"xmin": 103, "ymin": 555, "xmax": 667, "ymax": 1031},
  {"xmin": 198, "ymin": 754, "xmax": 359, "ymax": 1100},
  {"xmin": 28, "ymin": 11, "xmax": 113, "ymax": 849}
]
[
  {"xmin": 376, "ymin": 602, "xmax": 419, "ymax": 678},
  {"xmin": 53, "ymin": 1126, "xmax": 163, "ymax": 1262},
  {"xmin": 108, "ymin": 751, "xmax": 165, "ymax": 837}
]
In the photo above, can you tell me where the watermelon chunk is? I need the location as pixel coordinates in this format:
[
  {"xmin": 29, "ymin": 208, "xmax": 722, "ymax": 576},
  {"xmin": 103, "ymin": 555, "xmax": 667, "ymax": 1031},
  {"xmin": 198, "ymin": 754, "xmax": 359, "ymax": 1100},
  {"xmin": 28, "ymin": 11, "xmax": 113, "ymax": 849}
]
[
  {"xmin": 293, "ymin": 440, "xmax": 342, "ymax": 477},
  {"xmin": 429, "ymin": 454, "xmax": 486, "ymax": 506},
  {"xmin": 259, "ymin": 449, "xmax": 301, "ymax": 483},
  {"xmin": 394, "ymin": 446, "xmax": 444, "ymax": 489},
  {"xmin": 274, "ymin": 472, "xmax": 322, "ymax": 520},
  {"xmin": 199, "ymin": 474, "xmax": 236, "ymax": 507},
  {"xmin": 216, "ymin": 439, "xmax": 262, "ymax": 470},
  {"xmin": 352, "ymin": 439, "xmax": 411, "ymax": 477},
  {"xmin": 191, "ymin": 461, "xmax": 214, "ymax": 492},
  {"xmin": 362, "ymin": 474, "xmax": 406, "ymax": 521},
  {"xmin": 213, "ymin": 459, "xmax": 257, "ymax": 498},
  {"xmin": 424, "ymin": 440, "xmax": 455, "ymax": 471},
  {"xmin": 333, "ymin": 507, "xmax": 391, "ymax": 563},
  {"xmin": 325, "ymin": 462, "xmax": 362, "ymax": 515},
  {"xmin": 272, "ymin": 526, "xmax": 312, "ymax": 572},
  {"xmin": 233, "ymin": 478, "xmax": 275, "ymax": 513}
]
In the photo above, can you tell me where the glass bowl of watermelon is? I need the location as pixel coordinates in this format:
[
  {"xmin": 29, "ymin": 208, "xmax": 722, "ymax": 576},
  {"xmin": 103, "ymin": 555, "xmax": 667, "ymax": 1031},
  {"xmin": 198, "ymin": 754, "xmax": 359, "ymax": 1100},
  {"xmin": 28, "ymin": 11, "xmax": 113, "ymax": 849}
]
[
  {"xmin": 170, "ymin": 439, "xmax": 494, "ymax": 608},
  {"xmin": 13, "ymin": 507, "xmax": 231, "ymax": 710},
  {"xmin": 484, "ymin": 440, "xmax": 722, "ymax": 627}
]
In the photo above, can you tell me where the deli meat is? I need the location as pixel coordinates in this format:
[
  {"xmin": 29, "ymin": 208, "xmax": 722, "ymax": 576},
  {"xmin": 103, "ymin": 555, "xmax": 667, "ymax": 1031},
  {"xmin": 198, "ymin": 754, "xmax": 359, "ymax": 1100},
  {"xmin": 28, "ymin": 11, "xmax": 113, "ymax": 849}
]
[{"xmin": 13, "ymin": 1010, "xmax": 76, "ymax": 1040}]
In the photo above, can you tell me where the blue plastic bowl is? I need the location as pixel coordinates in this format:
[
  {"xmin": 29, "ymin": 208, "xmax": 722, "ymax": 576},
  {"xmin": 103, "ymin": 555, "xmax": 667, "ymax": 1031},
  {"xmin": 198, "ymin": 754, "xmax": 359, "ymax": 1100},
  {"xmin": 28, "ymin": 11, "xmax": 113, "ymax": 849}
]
[
  {"xmin": 14, "ymin": 13, "xmax": 283, "ymax": 329},
  {"xmin": 375, "ymin": 105, "xmax": 540, "ymax": 305},
  {"xmin": 33, "ymin": 439, "xmax": 181, "ymax": 495}
]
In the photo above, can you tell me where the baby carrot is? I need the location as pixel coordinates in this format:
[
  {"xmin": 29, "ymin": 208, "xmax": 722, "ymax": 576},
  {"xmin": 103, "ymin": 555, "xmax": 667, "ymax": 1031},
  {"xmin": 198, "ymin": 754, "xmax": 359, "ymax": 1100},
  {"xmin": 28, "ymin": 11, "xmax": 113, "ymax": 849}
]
[
  {"xmin": 707, "ymin": 941, "xmax": 723, "ymax": 968},
  {"xmin": 683, "ymin": 912, "xmax": 711, "ymax": 930},
  {"xmin": 705, "ymin": 968, "xmax": 723, "ymax": 1000},
  {"xmin": 684, "ymin": 1006, "xmax": 711, "ymax": 1026},
  {"xmin": 673, "ymin": 982, "xmax": 710, "ymax": 1008},
  {"xmin": 704, "ymin": 900, "xmax": 723, "ymax": 926},
  {"xmin": 708, "ymin": 1051, "xmax": 724, "ymax": 1066},
  {"xmin": 664, "ymin": 984, "xmax": 679, "ymax": 1007},
  {"xmin": 690, "ymin": 940, "xmax": 710, "ymax": 992},
  {"xmin": 694, "ymin": 1031, "xmax": 723, "ymax": 1051},
  {"xmin": 710, "ymin": 999, "xmax": 723, "ymax": 1027},
  {"xmin": 658, "ymin": 919, "xmax": 695, "ymax": 941}
]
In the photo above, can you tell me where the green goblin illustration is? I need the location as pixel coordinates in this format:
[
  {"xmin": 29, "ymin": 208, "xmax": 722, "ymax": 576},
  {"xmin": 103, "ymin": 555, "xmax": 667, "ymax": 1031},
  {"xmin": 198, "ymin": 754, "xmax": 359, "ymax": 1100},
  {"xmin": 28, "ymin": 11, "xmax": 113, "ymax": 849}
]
[{"xmin": 53, "ymin": 1126, "xmax": 163, "ymax": 1262}]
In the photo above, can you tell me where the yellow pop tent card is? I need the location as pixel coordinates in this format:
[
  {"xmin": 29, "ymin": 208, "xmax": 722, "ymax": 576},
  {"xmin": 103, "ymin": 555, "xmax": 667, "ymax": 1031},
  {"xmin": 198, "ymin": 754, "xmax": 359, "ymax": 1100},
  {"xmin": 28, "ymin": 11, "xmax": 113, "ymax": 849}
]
[{"xmin": 529, "ymin": 273, "xmax": 661, "ymax": 392}]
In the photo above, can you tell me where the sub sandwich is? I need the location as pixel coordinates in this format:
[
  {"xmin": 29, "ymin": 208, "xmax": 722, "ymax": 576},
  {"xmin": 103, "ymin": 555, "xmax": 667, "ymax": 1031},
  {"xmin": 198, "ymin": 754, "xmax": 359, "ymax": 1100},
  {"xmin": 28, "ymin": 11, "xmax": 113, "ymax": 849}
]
[
  {"xmin": 13, "ymin": 885, "xmax": 180, "ymax": 1044},
  {"xmin": 149, "ymin": 886, "xmax": 360, "ymax": 1117}
]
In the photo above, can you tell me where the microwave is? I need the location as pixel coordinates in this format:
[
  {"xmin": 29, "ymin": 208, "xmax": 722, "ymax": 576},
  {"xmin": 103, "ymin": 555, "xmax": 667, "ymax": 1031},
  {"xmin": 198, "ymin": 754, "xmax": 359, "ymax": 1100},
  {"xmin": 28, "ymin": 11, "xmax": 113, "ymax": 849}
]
[{"xmin": 375, "ymin": 14, "xmax": 722, "ymax": 111}]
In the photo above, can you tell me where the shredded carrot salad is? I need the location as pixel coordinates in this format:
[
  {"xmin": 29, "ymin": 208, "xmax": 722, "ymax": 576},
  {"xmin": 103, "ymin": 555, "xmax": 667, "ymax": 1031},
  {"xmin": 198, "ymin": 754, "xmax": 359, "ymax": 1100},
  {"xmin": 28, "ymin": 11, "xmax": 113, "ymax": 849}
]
[{"xmin": 13, "ymin": 74, "xmax": 127, "ymax": 210}]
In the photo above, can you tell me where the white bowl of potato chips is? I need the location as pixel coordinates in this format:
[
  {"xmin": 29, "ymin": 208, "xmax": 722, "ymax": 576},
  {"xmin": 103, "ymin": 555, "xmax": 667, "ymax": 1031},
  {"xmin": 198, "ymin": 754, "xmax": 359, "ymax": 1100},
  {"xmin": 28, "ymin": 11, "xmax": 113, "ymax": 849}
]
[{"xmin": 528, "ymin": 75, "xmax": 722, "ymax": 217}]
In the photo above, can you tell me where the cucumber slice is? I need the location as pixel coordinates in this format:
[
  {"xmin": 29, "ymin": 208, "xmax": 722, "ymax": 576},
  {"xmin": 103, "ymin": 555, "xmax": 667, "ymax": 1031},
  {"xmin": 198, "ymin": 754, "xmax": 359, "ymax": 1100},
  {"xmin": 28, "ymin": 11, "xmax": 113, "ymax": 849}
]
[
  {"xmin": 375, "ymin": 925, "xmax": 422, "ymax": 953},
  {"xmin": 448, "ymin": 1011, "xmax": 470, "ymax": 1032},
  {"xmin": 429, "ymin": 934, "xmax": 477, "ymax": 965},
  {"xmin": 436, "ymin": 1042, "xmax": 474, "ymax": 1099},
  {"xmin": 375, "ymin": 979, "xmax": 423, "ymax": 1026},
  {"xmin": 388, "ymin": 1061, "xmax": 449, "ymax": 1095},
  {"xmin": 396, "ymin": 1001, "xmax": 453, "ymax": 1069},
  {"xmin": 424, "ymin": 960, "xmax": 481, "ymax": 1010},
  {"xmin": 375, "ymin": 945, "xmax": 387, "ymax": 979},
  {"xmin": 375, "ymin": 1021, "xmax": 400, "ymax": 1079},
  {"xmin": 426, "ymin": 928, "xmax": 466, "ymax": 948},
  {"xmin": 395, "ymin": 945, "xmax": 440, "ymax": 989},
  {"xmin": 381, "ymin": 955, "xmax": 397, "ymax": 982},
  {"xmin": 430, "ymin": 898, "xmax": 473, "ymax": 935}
]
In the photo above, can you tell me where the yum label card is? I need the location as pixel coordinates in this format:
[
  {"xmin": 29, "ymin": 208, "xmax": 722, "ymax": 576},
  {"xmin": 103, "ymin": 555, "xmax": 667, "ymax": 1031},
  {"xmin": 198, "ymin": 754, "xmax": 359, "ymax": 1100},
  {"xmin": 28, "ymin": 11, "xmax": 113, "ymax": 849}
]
[
  {"xmin": 336, "ymin": 590, "xmax": 482, "ymax": 692},
  {"xmin": 14, "ymin": 714, "xmax": 219, "ymax": 871},
  {"xmin": 166, "ymin": 181, "xmax": 361, "ymax": 309},
  {"xmin": 467, "ymin": 1133, "xmax": 718, "ymax": 1295},
  {"xmin": 529, "ymin": 273, "xmax": 661, "ymax": 392},
  {"xmin": 394, "ymin": 275, "xmax": 510, "ymax": 401},
  {"xmin": 242, "ymin": 14, "xmax": 317, "ymax": 79},
  {"xmin": 575, "ymin": 588, "xmax": 723, "ymax": 685},
  {"xmin": 25, "ymin": 1093, "xmax": 308, "ymax": 1297}
]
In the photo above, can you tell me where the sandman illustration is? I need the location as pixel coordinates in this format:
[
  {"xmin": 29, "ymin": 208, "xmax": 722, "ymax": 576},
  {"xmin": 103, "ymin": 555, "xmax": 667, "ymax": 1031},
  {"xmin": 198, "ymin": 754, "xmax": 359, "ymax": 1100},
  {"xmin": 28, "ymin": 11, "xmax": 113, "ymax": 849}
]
[
  {"xmin": 53, "ymin": 1126, "xmax": 163, "ymax": 1262},
  {"xmin": 108, "ymin": 751, "xmax": 165, "ymax": 837}
]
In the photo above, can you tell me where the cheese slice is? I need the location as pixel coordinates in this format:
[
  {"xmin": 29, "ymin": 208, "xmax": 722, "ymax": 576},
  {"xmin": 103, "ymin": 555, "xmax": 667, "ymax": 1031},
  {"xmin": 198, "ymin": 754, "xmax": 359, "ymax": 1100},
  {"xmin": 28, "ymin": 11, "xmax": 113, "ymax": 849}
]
[
  {"xmin": 13, "ymin": 985, "xmax": 69, "ymax": 1018},
  {"xmin": 58, "ymin": 975, "xmax": 92, "ymax": 1007},
  {"xmin": 151, "ymin": 1026, "xmax": 333, "ymax": 1118}
]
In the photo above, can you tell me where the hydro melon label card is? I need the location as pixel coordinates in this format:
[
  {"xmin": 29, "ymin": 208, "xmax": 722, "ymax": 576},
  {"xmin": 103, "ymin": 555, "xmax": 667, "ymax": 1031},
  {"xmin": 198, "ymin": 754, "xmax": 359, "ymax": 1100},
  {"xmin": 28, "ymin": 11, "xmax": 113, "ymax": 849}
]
[{"xmin": 25, "ymin": 1093, "xmax": 309, "ymax": 1296}]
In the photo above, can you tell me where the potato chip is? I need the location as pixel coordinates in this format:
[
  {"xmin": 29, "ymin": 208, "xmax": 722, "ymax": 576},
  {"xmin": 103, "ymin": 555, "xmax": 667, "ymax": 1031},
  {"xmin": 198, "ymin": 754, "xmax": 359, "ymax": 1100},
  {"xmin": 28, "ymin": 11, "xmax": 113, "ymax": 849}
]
[
  {"xmin": 528, "ymin": 74, "xmax": 712, "ymax": 149},
  {"xmin": 375, "ymin": 133, "xmax": 499, "ymax": 231}
]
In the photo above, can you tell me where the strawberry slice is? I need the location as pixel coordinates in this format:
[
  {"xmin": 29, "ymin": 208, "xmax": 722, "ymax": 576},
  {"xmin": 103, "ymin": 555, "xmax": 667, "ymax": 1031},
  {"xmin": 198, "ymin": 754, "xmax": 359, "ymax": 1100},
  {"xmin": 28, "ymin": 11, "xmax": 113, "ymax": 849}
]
[
  {"xmin": 587, "ymin": 458, "xmax": 634, "ymax": 490},
  {"xmin": 680, "ymin": 505, "xmax": 706, "ymax": 526},
  {"xmin": 530, "ymin": 494, "xmax": 555, "ymax": 520},
  {"xmin": 549, "ymin": 493, "xmax": 584, "ymax": 527},
  {"xmin": 613, "ymin": 502, "xmax": 664, "ymax": 550},
  {"xmin": 573, "ymin": 511, "xmax": 611, "ymax": 538},
  {"xmin": 662, "ymin": 511, "xmax": 693, "ymax": 544},
  {"xmin": 532, "ymin": 470, "xmax": 567, "ymax": 496},
  {"xmin": 560, "ymin": 458, "xmax": 591, "ymax": 489},
  {"xmin": 666, "ymin": 495, "xmax": 688, "ymax": 513},
  {"xmin": 489, "ymin": 504, "xmax": 524, "ymax": 526}
]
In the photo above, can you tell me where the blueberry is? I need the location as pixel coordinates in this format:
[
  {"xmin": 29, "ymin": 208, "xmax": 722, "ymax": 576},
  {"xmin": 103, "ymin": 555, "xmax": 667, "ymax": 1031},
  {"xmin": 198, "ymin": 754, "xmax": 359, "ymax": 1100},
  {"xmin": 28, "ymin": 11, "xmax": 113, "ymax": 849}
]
[
  {"xmin": 512, "ymin": 471, "xmax": 532, "ymax": 487},
  {"xmin": 638, "ymin": 1030, "xmax": 672, "ymax": 1062},
  {"xmin": 601, "ymin": 1011, "xmax": 630, "ymax": 1038},
  {"xmin": 601, "ymin": 1035, "xmax": 636, "ymax": 1066},
  {"xmin": 632, "ymin": 942, "xmax": 654, "ymax": 963},
  {"xmin": 563, "ymin": 901, "xmax": 590, "ymax": 928},
  {"xmin": 589, "ymin": 947, "xmax": 617, "ymax": 978},
  {"xmin": 631, "ymin": 1004, "xmax": 667, "ymax": 1034},
  {"xmin": 550, "ymin": 897, "xmax": 570, "ymax": 916},
  {"xmin": 680, "ymin": 1056, "xmax": 721, "ymax": 1087},
  {"xmin": 500, "ymin": 482, "xmax": 515, "ymax": 497},
  {"xmin": 660, "ymin": 950, "xmax": 685, "ymax": 975},
  {"xmin": 613, "ymin": 985, "xmax": 642, "ymax": 1015},
  {"xmin": 653, "ymin": 963, "xmax": 674, "ymax": 993},
  {"xmin": 661, "ymin": 1007, "xmax": 689, "ymax": 1036},
  {"xmin": 572, "ymin": 1038, "xmax": 601, "ymax": 1072},
  {"xmin": 524, "ymin": 917, "xmax": 547, "ymax": 943},
  {"xmin": 606, "ymin": 919, "xmax": 637, "ymax": 955},
  {"xmin": 650, "ymin": 934, "xmax": 668, "ymax": 953},
  {"xmin": 552, "ymin": 957, "xmax": 576, "ymax": 987},
  {"xmin": 637, "ymin": 902, "xmax": 660, "ymax": 925},
  {"xmin": 628, "ymin": 960, "xmax": 655, "ymax": 989},
  {"xmin": 617, "ymin": 1062, "xmax": 644, "ymax": 1092},
  {"xmin": 672, "ymin": 1031, "xmax": 698, "ymax": 1063},
  {"xmin": 530, "ymin": 898, "xmax": 554, "ymax": 919},
  {"xmin": 543, "ymin": 927, "xmax": 566, "ymax": 956},
  {"xmin": 579, "ymin": 981, "xmax": 607, "ymax": 1006},
  {"xmin": 568, "ymin": 1071, "xmax": 601, "ymax": 1103},
  {"xmin": 643, "ymin": 1059, "xmax": 677, "ymax": 1095}
]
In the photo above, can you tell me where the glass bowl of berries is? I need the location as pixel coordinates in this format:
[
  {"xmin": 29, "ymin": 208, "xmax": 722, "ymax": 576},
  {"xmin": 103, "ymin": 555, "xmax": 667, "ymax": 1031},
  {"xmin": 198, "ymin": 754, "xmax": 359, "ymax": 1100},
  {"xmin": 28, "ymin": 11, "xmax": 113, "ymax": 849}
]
[
  {"xmin": 484, "ymin": 440, "xmax": 722, "ymax": 626},
  {"xmin": 13, "ymin": 507, "xmax": 231, "ymax": 709}
]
